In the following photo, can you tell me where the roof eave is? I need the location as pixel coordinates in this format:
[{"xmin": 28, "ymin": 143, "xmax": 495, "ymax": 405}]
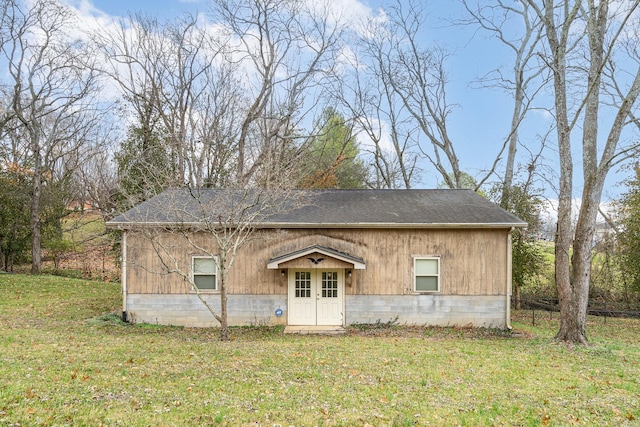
[
  {"xmin": 258, "ymin": 222, "xmax": 528, "ymax": 229},
  {"xmin": 106, "ymin": 221, "xmax": 527, "ymax": 229}
]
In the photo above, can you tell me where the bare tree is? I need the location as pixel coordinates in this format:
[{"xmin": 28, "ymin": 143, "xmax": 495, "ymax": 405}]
[
  {"xmin": 71, "ymin": 128, "xmax": 120, "ymax": 217},
  {"xmin": 97, "ymin": 0, "xmax": 344, "ymax": 190},
  {"xmin": 461, "ymin": 0, "xmax": 548, "ymax": 203},
  {"xmin": 1, "ymin": 0, "xmax": 105, "ymax": 273},
  {"xmin": 94, "ymin": 13, "xmax": 229, "ymax": 188},
  {"xmin": 343, "ymin": 0, "xmax": 487, "ymax": 190},
  {"xmin": 192, "ymin": 64, "xmax": 242, "ymax": 187},
  {"xmin": 527, "ymin": 0, "xmax": 640, "ymax": 344},
  {"xmin": 335, "ymin": 27, "xmax": 421, "ymax": 189},
  {"xmin": 378, "ymin": 1, "xmax": 471, "ymax": 189},
  {"xmin": 212, "ymin": 0, "xmax": 345, "ymax": 184}
]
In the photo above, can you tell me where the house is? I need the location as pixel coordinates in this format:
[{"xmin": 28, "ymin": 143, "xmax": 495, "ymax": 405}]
[{"xmin": 106, "ymin": 189, "xmax": 526, "ymax": 329}]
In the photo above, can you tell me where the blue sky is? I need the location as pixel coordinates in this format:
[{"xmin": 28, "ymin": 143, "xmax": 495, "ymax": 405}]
[
  {"xmin": 65, "ymin": 0, "xmax": 631, "ymax": 202},
  {"xmin": 90, "ymin": 0, "xmax": 205, "ymax": 16}
]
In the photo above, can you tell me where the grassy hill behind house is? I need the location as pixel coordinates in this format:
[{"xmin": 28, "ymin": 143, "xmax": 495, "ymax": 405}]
[
  {"xmin": 1, "ymin": 274, "xmax": 639, "ymax": 426},
  {"xmin": 40, "ymin": 211, "xmax": 119, "ymax": 281}
]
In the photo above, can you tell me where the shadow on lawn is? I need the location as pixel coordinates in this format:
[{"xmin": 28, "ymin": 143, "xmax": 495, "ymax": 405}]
[{"xmin": 87, "ymin": 311, "xmax": 525, "ymax": 341}]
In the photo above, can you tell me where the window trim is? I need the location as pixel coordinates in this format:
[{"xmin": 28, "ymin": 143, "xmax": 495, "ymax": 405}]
[
  {"xmin": 191, "ymin": 255, "xmax": 219, "ymax": 293},
  {"xmin": 413, "ymin": 256, "xmax": 440, "ymax": 293}
]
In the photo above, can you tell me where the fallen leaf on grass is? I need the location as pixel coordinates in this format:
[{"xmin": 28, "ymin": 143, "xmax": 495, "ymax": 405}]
[
  {"xmin": 542, "ymin": 414, "xmax": 551, "ymax": 426},
  {"xmin": 567, "ymin": 415, "xmax": 580, "ymax": 425}
]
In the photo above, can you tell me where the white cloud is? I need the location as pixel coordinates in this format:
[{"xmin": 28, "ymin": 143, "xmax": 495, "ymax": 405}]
[
  {"xmin": 354, "ymin": 117, "xmax": 396, "ymax": 154},
  {"xmin": 301, "ymin": 0, "xmax": 387, "ymax": 40},
  {"xmin": 62, "ymin": 0, "xmax": 119, "ymax": 30}
]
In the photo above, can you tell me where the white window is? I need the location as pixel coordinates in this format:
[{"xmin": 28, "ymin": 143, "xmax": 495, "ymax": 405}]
[
  {"xmin": 192, "ymin": 256, "xmax": 218, "ymax": 291},
  {"xmin": 414, "ymin": 257, "xmax": 440, "ymax": 292}
]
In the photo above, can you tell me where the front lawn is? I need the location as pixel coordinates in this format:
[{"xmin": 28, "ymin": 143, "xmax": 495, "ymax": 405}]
[{"xmin": 1, "ymin": 274, "xmax": 639, "ymax": 426}]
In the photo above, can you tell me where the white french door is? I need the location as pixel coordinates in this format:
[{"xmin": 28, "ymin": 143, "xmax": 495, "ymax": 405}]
[{"xmin": 288, "ymin": 270, "xmax": 344, "ymax": 326}]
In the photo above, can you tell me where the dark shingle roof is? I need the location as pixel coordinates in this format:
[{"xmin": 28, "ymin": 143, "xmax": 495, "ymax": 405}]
[{"xmin": 107, "ymin": 188, "xmax": 526, "ymax": 229}]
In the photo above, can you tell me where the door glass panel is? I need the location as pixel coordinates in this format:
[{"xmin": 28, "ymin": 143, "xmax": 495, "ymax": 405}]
[
  {"xmin": 321, "ymin": 271, "xmax": 338, "ymax": 298},
  {"xmin": 295, "ymin": 271, "xmax": 311, "ymax": 297}
]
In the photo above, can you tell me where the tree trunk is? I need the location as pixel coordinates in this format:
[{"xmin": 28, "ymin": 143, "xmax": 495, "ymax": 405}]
[
  {"xmin": 557, "ymin": 218, "xmax": 592, "ymax": 344},
  {"xmin": 555, "ymin": 0, "xmax": 608, "ymax": 344},
  {"xmin": 500, "ymin": 86, "xmax": 524, "ymax": 208},
  {"xmin": 219, "ymin": 282, "xmax": 229, "ymax": 341},
  {"xmin": 218, "ymin": 252, "xmax": 230, "ymax": 341},
  {"xmin": 552, "ymin": 76, "xmax": 577, "ymax": 342},
  {"xmin": 554, "ymin": 179, "xmax": 577, "ymax": 341},
  {"xmin": 30, "ymin": 141, "xmax": 42, "ymax": 274},
  {"xmin": 533, "ymin": 0, "xmax": 588, "ymax": 344},
  {"xmin": 555, "ymin": 288, "xmax": 588, "ymax": 344}
]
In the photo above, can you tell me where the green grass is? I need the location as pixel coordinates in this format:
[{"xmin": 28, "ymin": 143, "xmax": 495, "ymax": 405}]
[{"xmin": 1, "ymin": 274, "xmax": 639, "ymax": 426}]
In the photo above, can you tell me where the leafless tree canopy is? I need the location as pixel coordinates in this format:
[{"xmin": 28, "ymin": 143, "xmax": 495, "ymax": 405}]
[
  {"xmin": 94, "ymin": 0, "xmax": 347, "ymax": 193},
  {"xmin": 0, "ymin": 0, "xmax": 112, "ymax": 273}
]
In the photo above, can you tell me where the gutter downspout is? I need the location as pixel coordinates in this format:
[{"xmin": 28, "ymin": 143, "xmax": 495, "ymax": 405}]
[
  {"xmin": 506, "ymin": 228, "xmax": 513, "ymax": 330},
  {"xmin": 121, "ymin": 230, "xmax": 128, "ymax": 322}
]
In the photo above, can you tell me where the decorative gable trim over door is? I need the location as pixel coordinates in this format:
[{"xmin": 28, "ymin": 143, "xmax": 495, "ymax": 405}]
[{"xmin": 267, "ymin": 244, "xmax": 366, "ymax": 270}]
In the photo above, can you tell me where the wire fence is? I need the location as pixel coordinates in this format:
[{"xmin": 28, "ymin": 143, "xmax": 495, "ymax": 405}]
[{"xmin": 516, "ymin": 297, "xmax": 640, "ymax": 326}]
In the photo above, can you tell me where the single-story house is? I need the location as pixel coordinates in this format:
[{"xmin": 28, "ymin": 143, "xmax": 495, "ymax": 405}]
[{"xmin": 106, "ymin": 189, "xmax": 526, "ymax": 329}]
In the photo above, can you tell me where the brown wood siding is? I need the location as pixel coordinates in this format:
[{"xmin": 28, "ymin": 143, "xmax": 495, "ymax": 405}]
[{"xmin": 125, "ymin": 228, "xmax": 509, "ymax": 296}]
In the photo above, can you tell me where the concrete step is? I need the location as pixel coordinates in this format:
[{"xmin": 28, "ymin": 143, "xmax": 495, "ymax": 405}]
[{"xmin": 284, "ymin": 325, "xmax": 346, "ymax": 335}]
